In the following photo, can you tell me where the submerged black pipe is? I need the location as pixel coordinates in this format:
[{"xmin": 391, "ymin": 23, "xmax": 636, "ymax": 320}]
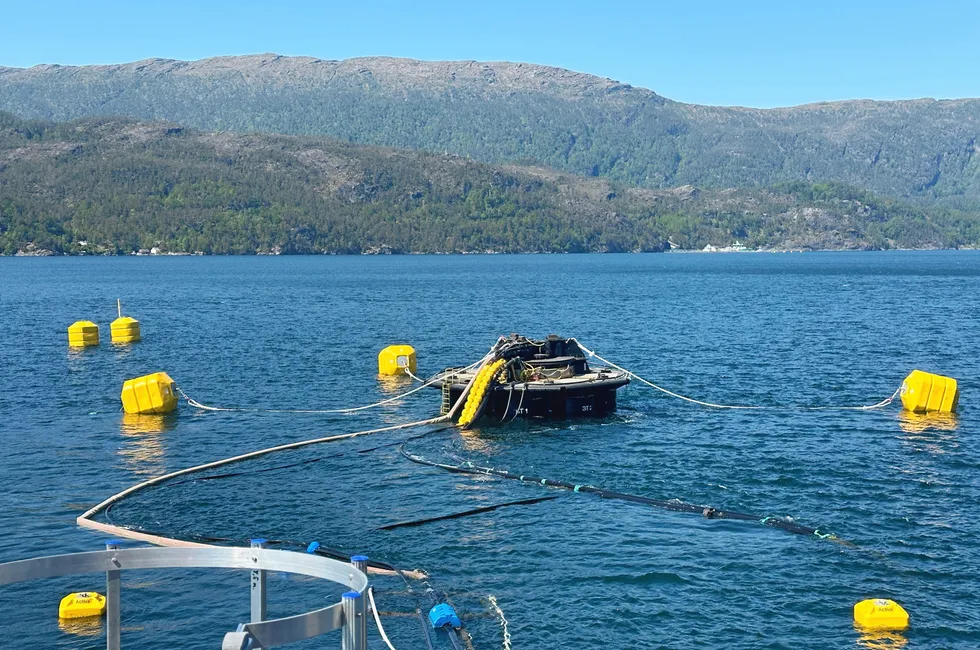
[
  {"xmin": 378, "ymin": 495, "xmax": 559, "ymax": 531},
  {"xmin": 400, "ymin": 446, "xmax": 846, "ymax": 543}
]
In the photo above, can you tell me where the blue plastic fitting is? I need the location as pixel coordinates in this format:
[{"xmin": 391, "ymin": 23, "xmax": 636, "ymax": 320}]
[
  {"xmin": 342, "ymin": 591, "xmax": 362, "ymax": 599},
  {"xmin": 306, "ymin": 541, "xmax": 321, "ymax": 554},
  {"xmin": 428, "ymin": 603, "xmax": 461, "ymax": 629},
  {"xmin": 351, "ymin": 554, "xmax": 369, "ymax": 562}
]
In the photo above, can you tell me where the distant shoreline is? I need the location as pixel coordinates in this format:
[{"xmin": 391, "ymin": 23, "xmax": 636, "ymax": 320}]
[{"xmin": 4, "ymin": 247, "xmax": 977, "ymax": 258}]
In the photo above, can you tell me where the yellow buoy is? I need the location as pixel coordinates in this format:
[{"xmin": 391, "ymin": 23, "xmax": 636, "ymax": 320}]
[
  {"xmin": 854, "ymin": 598, "xmax": 909, "ymax": 631},
  {"xmin": 111, "ymin": 299, "xmax": 141, "ymax": 343},
  {"xmin": 68, "ymin": 321, "xmax": 100, "ymax": 347},
  {"xmin": 900, "ymin": 370, "xmax": 958, "ymax": 413},
  {"xmin": 854, "ymin": 598, "xmax": 909, "ymax": 630},
  {"xmin": 59, "ymin": 592, "xmax": 107, "ymax": 619},
  {"xmin": 378, "ymin": 345, "xmax": 417, "ymax": 376},
  {"xmin": 111, "ymin": 316, "xmax": 141, "ymax": 343},
  {"xmin": 121, "ymin": 372, "xmax": 178, "ymax": 414}
]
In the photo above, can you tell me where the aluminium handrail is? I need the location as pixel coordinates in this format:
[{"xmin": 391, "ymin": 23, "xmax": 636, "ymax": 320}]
[{"xmin": 0, "ymin": 545, "xmax": 370, "ymax": 650}]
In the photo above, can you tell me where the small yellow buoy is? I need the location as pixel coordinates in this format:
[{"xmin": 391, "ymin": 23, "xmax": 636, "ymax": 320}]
[
  {"xmin": 900, "ymin": 369, "xmax": 958, "ymax": 413},
  {"xmin": 59, "ymin": 592, "xmax": 107, "ymax": 619},
  {"xmin": 68, "ymin": 321, "xmax": 100, "ymax": 347},
  {"xmin": 121, "ymin": 372, "xmax": 178, "ymax": 414},
  {"xmin": 854, "ymin": 598, "xmax": 909, "ymax": 631},
  {"xmin": 378, "ymin": 345, "xmax": 417, "ymax": 376}
]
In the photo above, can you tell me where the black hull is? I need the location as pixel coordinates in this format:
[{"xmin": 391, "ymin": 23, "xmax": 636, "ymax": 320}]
[{"xmin": 449, "ymin": 382, "xmax": 624, "ymax": 422}]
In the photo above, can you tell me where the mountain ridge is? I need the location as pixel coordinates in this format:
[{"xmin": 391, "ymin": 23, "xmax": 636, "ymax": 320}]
[
  {"xmin": 1, "ymin": 54, "xmax": 979, "ymax": 208},
  {"xmin": 5, "ymin": 54, "xmax": 977, "ymax": 108},
  {"xmin": 0, "ymin": 54, "xmax": 653, "ymax": 102}
]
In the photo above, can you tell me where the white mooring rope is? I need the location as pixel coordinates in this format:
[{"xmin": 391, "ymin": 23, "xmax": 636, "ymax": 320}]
[
  {"xmin": 178, "ymin": 352, "xmax": 493, "ymax": 415},
  {"xmin": 369, "ymin": 587, "xmax": 398, "ymax": 650},
  {"xmin": 488, "ymin": 595, "xmax": 512, "ymax": 650},
  {"xmin": 178, "ymin": 379, "xmax": 438, "ymax": 415},
  {"xmin": 573, "ymin": 340, "xmax": 900, "ymax": 411}
]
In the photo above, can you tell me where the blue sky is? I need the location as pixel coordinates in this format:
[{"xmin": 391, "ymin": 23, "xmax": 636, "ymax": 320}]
[{"xmin": 2, "ymin": 0, "xmax": 976, "ymax": 108}]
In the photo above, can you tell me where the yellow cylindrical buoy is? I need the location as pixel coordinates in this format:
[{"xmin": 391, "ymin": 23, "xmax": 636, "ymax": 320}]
[
  {"xmin": 854, "ymin": 598, "xmax": 909, "ymax": 631},
  {"xmin": 59, "ymin": 592, "xmax": 107, "ymax": 619},
  {"xmin": 111, "ymin": 316, "xmax": 141, "ymax": 343},
  {"xmin": 378, "ymin": 345, "xmax": 417, "ymax": 376},
  {"xmin": 900, "ymin": 369, "xmax": 958, "ymax": 413},
  {"xmin": 68, "ymin": 321, "xmax": 100, "ymax": 347},
  {"xmin": 121, "ymin": 372, "xmax": 178, "ymax": 414}
]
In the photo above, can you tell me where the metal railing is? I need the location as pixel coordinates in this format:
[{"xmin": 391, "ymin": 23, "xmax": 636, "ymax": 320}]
[
  {"xmin": 0, "ymin": 541, "xmax": 371, "ymax": 650},
  {"xmin": 441, "ymin": 367, "xmax": 463, "ymax": 414}
]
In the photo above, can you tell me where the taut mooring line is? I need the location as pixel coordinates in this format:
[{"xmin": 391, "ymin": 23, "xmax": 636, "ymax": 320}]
[{"xmin": 573, "ymin": 339, "xmax": 900, "ymax": 411}]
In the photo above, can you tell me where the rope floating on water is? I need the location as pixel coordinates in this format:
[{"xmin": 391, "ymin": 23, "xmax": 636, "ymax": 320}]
[
  {"xmin": 178, "ymin": 372, "xmax": 442, "ymax": 415},
  {"xmin": 487, "ymin": 595, "xmax": 512, "ymax": 650},
  {"xmin": 400, "ymin": 446, "xmax": 848, "ymax": 543},
  {"xmin": 369, "ymin": 587, "xmax": 398, "ymax": 650},
  {"xmin": 573, "ymin": 339, "xmax": 900, "ymax": 411},
  {"xmin": 177, "ymin": 351, "xmax": 496, "ymax": 415}
]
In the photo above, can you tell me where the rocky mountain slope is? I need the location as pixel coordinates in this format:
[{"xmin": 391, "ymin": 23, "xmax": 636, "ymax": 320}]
[{"xmin": 2, "ymin": 55, "xmax": 979, "ymax": 205}]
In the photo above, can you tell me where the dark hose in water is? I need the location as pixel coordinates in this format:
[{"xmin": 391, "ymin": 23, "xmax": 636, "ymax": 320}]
[
  {"xmin": 377, "ymin": 495, "xmax": 559, "ymax": 531},
  {"xmin": 400, "ymin": 446, "xmax": 848, "ymax": 543}
]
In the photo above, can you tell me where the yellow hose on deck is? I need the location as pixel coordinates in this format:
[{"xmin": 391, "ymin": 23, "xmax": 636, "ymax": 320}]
[{"xmin": 458, "ymin": 359, "xmax": 507, "ymax": 427}]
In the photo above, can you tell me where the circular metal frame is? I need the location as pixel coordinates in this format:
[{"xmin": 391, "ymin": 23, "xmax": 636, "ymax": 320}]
[{"xmin": 0, "ymin": 546, "xmax": 368, "ymax": 649}]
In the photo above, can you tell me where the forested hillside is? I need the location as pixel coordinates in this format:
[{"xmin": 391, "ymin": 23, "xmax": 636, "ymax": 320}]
[
  {"xmin": 1, "ymin": 113, "xmax": 976, "ymax": 255},
  {"xmin": 2, "ymin": 55, "xmax": 979, "ymax": 205}
]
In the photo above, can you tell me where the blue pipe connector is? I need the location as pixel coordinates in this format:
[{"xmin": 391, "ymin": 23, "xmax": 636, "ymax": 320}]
[{"xmin": 428, "ymin": 603, "xmax": 461, "ymax": 629}]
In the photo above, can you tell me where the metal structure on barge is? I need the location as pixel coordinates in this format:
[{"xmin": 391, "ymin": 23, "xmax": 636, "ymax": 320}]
[{"xmin": 434, "ymin": 334, "xmax": 630, "ymax": 422}]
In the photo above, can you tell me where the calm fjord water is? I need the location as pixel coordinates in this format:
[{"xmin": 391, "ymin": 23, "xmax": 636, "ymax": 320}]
[{"xmin": 0, "ymin": 252, "xmax": 978, "ymax": 649}]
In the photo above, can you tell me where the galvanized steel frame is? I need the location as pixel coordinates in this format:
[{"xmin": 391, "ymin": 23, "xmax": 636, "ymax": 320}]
[{"xmin": 0, "ymin": 545, "xmax": 369, "ymax": 649}]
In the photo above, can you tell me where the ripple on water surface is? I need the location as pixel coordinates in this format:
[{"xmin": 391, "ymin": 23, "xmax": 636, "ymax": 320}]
[{"xmin": 0, "ymin": 251, "xmax": 978, "ymax": 649}]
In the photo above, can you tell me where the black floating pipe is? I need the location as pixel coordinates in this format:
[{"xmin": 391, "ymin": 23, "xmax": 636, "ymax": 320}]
[
  {"xmin": 400, "ymin": 446, "xmax": 847, "ymax": 543},
  {"xmin": 378, "ymin": 495, "xmax": 559, "ymax": 531}
]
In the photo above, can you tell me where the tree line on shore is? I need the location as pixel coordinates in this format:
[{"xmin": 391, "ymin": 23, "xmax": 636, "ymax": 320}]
[{"xmin": 1, "ymin": 113, "xmax": 977, "ymax": 255}]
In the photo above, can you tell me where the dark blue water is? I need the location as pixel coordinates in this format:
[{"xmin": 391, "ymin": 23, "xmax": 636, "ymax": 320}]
[{"xmin": 1, "ymin": 252, "xmax": 978, "ymax": 649}]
